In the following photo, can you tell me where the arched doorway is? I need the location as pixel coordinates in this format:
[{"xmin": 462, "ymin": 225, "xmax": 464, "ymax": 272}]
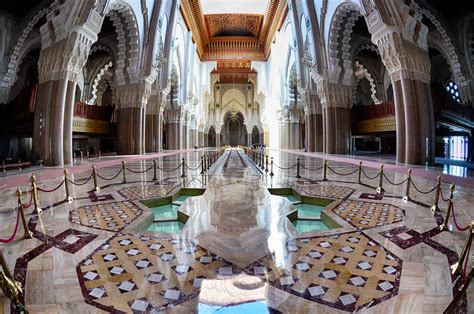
[
  {"xmin": 251, "ymin": 126, "xmax": 260, "ymax": 146},
  {"xmin": 208, "ymin": 126, "xmax": 216, "ymax": 147},
  {"xmin": 223, "ymin": 111, "xmax": 246, "ymax": 146}
]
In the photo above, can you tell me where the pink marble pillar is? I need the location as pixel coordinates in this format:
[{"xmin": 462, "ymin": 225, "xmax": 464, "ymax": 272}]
[
  {"xmin": 33, "ymin": 81, "xmax": 54, "ymax": 164},
  {"xmin": 401, "ymin": 79, "xmax": 418, "ymax": 164},
  {"xmin": 315, "ymin": 113, "xmax": 323, "ymax": 152},
  {"xmin": 392, "ymin": 80, "xmax": 406, "ymax": 163},
  {"xmin": 306, "ymin": 113, "xmax": 315, "ymax": 152},
  {"xmin": 63, "ymin": 81, "xmax": 76, "ymax": 165},
  {"xmin": 50, "ymin": 79, "xmax": 68, "ymax": 165},
  {"xmin": 145, "ymin": 114, "xmax": 155, "ymax": 152}
]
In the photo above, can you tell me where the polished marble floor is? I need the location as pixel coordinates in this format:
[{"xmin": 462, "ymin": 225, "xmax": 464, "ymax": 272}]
[{"xmin": 0, "ymin": 148, "xmax": 473, "ymax": 313}]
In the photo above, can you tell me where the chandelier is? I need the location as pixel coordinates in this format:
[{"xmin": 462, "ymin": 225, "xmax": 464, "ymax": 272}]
[
  {"xmin": 153, "ymin": 42, "xmax": 167, "ymax": 70},
  {"xmin": 230, "ymin": 107, "xmax": 239, "ymax": 121}
]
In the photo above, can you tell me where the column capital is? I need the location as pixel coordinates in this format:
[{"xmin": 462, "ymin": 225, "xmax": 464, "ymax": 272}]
[
  {"xmin": 38, "ymin": 28, "xmax": 95, "ymax": 84},
  {"xmin": 374, "ymin": 31, "xmax": 431, "ymax": 83},
  {"xmin": 316, "ymin": 80, "xmax": 351, "ymax": 109},
  {"xmin": 116, "ymin": 82, "xmax": 151, "ymax": 109}
]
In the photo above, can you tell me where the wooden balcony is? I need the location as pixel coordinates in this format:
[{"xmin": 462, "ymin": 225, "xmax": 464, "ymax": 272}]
[
  {"xmin": 73, "ymin": 102, "xmax": 115, "ymax": 134},
  {"xmin": 352, "ymin": 102, "xmax": 396, "ymax": 134}
]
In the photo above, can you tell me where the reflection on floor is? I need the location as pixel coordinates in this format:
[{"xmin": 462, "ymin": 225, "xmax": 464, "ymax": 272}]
[{"xmin": 0, "ymin": 148, "xmax": 472, "ymax": 313}]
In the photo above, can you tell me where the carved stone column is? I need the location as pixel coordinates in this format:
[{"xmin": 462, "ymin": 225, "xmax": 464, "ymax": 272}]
[
  {"xmin": 35, "ymin": 29, "xmax": 94, "ymax": 166},
  {"xmin": 164, "ymin": 109, "xmax": 183, "ymax": 150},
  {"xmin": 317, "ymin": 80, "xmax": 351, "ymax": 154},
  {"xmin": 116, "ymin": 82, "xmax": 150, "ymax": 155},
  {"xmin": 375, "ymin": 31, "xmax": 434, "ymax": 164}
]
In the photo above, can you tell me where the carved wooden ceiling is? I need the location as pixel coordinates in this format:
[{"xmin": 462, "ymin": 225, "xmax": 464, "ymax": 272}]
[
  {"xmin": 205, "ymin": 14, "xmax": 263, "ymax": 37},
  {"xmin": 180, "ymin": 0, "xmax": 288, "ymax": 61},
  {"xmin": 211, "ymin": 61, "xmax": 256, "ymax": 83}
]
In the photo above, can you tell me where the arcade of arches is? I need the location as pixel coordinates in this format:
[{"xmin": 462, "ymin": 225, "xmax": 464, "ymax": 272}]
[{"xmin": 1, "ymin": 0, "xmax": 474, "ymax": 313}]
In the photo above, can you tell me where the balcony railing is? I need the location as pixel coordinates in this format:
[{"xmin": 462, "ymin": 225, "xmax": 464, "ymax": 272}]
[
  {"xmin": 351, "ymin": 102, "xmax": 395, "ymax": 121},
  {"xmin": 74, "ymin": 102, "xmax": 113, "ymax": 122}
]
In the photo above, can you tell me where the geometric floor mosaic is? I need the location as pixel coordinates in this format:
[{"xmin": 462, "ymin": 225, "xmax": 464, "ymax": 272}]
[
  {"xmin": 294, "ymin": 184, "xmax": 354, "ymax": 200},
  {"xmin": 70, "ymin": 201, "xmax": 142, "ymax": 232},
  {"xmin": 244, "ymin": 232, "xmax": 402, "ymax": 312},
  {"xmin": 118, "ymin": 184, "xmax": 178, "ymax": 200},
  {"xmin": 330, "ymin": 200, "xmax": 405, "ymax": 229},
  {"xmin": 77, "ymin": 233, "xmax": 238, "ymax": 313}
]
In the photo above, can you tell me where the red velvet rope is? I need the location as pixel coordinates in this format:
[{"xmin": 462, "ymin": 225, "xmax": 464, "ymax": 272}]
[
  {"xmin": 37, "ymin": 180, "xmax": 65, "ymax": 193},
  {"xmin": 450, "ymin": 203, "xmax": 470, "ymax": 232},
  {"xmin": 0, "ymin": 206, "xmax": 21, "ymax": 243},
  {"xmin": 23, "ymin": 192, "xmax": 33, "ymax": 209}
]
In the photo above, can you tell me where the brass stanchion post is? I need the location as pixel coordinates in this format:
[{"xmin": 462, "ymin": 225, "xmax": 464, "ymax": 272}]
[
  {"xmin": 30, "ymin": 175, "xmax": 41, "ymax": 214},
  {"xmin": 0, "ymin": 249, "xmax": 25, "ymax": 312},
  {"xmin": 64, "ymin": 169, "xmax": 73, "ymax": 203},
  {"xmin": 440, "ymin": 184, "xmax": 455, "ymax": 232},
  {"xmin": 265, "ymin": 155, "xmax": 269, "ymax": 174},
  {"xmin": 270, "ymin": 157, "xmax": 274, "ymax": 177},
  {"xmin": 357, "ymin": 161, "xmax": 362, "ymax": 184},
  {"xmin": 152, "ymin": 160, "xmax": 157, "ymax": 181},
  {"xmin": 322, "ymin": 160, "xmax": 328, "ymax": 181},
  {"xmin": 2, "ymin": 160, "xmax": 5, "ymax": 173},
  {"xmin": 403, "ymin": 169, "xmax": 412, "ymax": 202},
  {"xmin": 201, "ymin": 156, "xmax": 205, "ymax": 174},
  {"xmin": 181, "ymin": 158, "xmax": 186, "ymax": 178},
  {"xmin": 92, "ymin": 165, "xmax": 100, "ymax": 192},
  {"xmin": 122, "ymin": 161, "xmax": 127, "ymax": 183},
  {"xmin": 18, "ymin": 159, "xmax": 21, "ymax": 171},
  {"xmin": 296, "ymin": 158, "xmax": 301, "ymax": 178},
  {"xmin": 207, "ymin": 155, "xmax": 211, "ymax": 170},
  {"xmin": 451, "ymin": 220, "xmax": 474, "ymax": 275},
  {"xmin": 16, "ymin": 188, "xmax": 32, "ymax": 239},
  {"xmin": 431, "ymin": 176, "xmax": 442, "ymax": 212},
  {"xmin": 376, "ymin": 164, "xmax": 385, "ymax": 194}
]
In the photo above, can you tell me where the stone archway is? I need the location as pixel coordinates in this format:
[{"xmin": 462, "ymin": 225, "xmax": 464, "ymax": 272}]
[{"xmin": 222, "ymin": 111, "xmax": 246, "ymax": 146}]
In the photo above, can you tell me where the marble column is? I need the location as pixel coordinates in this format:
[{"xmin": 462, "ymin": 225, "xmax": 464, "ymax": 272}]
[
  {"xmin": 63, "ymin": 81, "xmax": 76, "ymax": 164},
  {"xmin": 305, "ymin": 113, "xmax": 315, "ymax": 152},
  {"xmin": 315, "ymin": 113, "xmax": 323, "ymax": 152},
  {"xmin": 50, "ymin": 79, "xmax": 68, "ymax": 165},
  {"xmin": 392, "ymin": 79, "xmax": 406, "ymax": 163},
  {"xmin": 145, "ymin": 114, "xmax": 155, "ymax": 152},
  {"xmin": 335, "ymin": 107, "xmax": 350, "ymax": 154},
  {"xmin": 117, "ymin": 108, "xmax": 135, "ymax": 154},
  {"xmin": 33, "ymin": 81, "xmax": 54, "ymax": 164}
]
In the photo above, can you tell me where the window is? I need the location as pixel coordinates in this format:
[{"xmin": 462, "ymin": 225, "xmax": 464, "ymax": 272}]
[{"xmin": 445, "ymin": 80, "xmax": 461, "ymax": 103}]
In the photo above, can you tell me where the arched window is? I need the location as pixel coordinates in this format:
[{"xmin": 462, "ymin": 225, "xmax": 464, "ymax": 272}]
[{"xmin": 445, "ymin": 80, "xmax": 461, "ymax": 103}]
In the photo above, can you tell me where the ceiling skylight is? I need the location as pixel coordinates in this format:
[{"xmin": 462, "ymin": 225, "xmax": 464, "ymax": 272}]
[{"xmin": 200, "ymin": 0, "xmax": 267, "ymax": 15}]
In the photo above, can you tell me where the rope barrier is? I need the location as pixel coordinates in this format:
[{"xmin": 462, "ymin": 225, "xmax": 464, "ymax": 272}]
[
  {"xmin": 126, "ymin": 166, "xmax": 153, "ymax": 174},
  {"xmin": 450, "ymin": 202, "xmax": 471, "ymax": 232},
  {"xmin": 37, "ymin": 179, "xmax": 65, "ymax": 193},
  {"xmin": 0, "ymin": 206, "xmax": 21, "ymax": 243},
  {"xmin": 382, "ymin": 173, "xmax": 409, "ymax": 186},
  {"xmin": 361, "ymin": 168, "xmax": 380, "ymax": 180},
  {"xmin": 439, "ymin": 188, "xmax": 451, "ymax": 203},
  {"xmin": 68, "ymin": 173, "xmax": 94, "ymax": 186},
  {"xmin": 157, "ymin": 164, "xmax": 182, "ymax": 172},
  {"xmin": 97, "ymin": 168, "xmax": 123, "ymax": 181},
  {"xmin": 273, "ymin": 163, "xmax": 297, "ymax": 170},
  {"xmin": 328, "ymin": 166, "xmax": 359, "ymax": 176},
  {"xmin": 185, "ymin": 162, "xmax": 202, "ymax": 171},
  {"xmin": 410, "ymin": 180, "xmax": 437, "ymax": 195},
  {"xmin": 23, "ymin": 192, "xmax": 33, "ymax": 209},
  {"xmin": 300, "ymin": 164, "xmax": 324, "ymax": 171}
]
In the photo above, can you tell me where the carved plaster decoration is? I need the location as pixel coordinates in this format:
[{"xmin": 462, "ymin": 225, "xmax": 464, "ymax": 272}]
[
  {"xmin": 140, "ymin": 0, "xmax": 149, "ymax": 41},
  {"xmin": 38, "ymin": 30, "xmax": 94, "ymax": 84},
  {"xmin": 316, "ymin": 79, "xmax": 352, "ymax": 109},
  {"xmin": 354, "ymin": 60, "xmax": 381, "ymax": 104},
  {"xmin": 3, "ymin": 6, "xmax": 51, "ymax": 87},
  {"xmin": 115, "ymin": 81, "xmax": 151, "ymax": 109},
  {"xmin": 87, "ymin": 61, "xmax": 113, "ymax": 105},
  {"xmin": 328, "ymin": 3, "xmax": 363, "ymax": 85},
  {"xmin": 375, "ymin": 31, "xmax": 431, "ymax": 83},
  {"xmin": 107, "ymin": 2, "xmax": 140, "ymax": 86}
]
